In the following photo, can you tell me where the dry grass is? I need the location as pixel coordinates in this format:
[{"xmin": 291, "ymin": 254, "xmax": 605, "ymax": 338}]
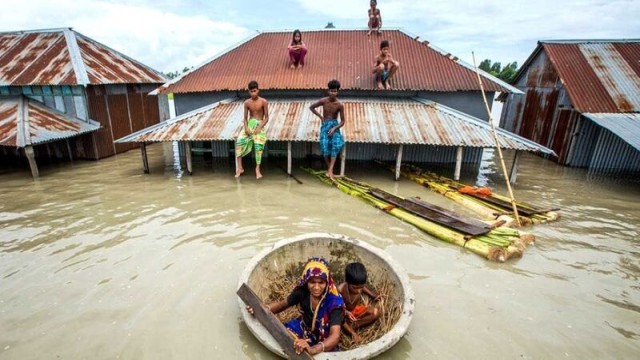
[{"xmin": 263, "ymin": 263, "xmax": 403, "ymax": 351}]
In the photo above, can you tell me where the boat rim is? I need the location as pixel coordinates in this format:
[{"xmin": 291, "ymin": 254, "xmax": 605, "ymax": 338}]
[{"xmin": 237, "ymin": 232, "xmax": 415, "ymax": 359}]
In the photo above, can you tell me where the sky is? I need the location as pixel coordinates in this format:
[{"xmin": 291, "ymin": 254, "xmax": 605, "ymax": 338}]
[{"xmin": 1, "ymin": 0, "xmax": 639, "ymax": 74}]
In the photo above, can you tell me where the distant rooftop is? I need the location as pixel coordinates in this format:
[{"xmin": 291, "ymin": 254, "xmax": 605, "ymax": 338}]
[
  {"xmin": 160, "ymin": 29, "xmax": 519, "ymax": 94},
  {"xmin": 0, "ymin": 28, "xmax": 166, "ymax": 86}
]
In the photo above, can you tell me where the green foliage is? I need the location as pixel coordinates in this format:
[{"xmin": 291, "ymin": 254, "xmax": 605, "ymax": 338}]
[
  {"xmin": 163, "ymin": 67, "xmax": 192, "ymax": 80},
  {"xmin": 478, "ymin": 59, "xmax": 518, "ymax": 83}
]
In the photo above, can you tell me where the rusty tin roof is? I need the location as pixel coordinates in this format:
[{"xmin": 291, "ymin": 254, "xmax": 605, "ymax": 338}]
[
  {"xmin": 0, "ymin": 28, "xmax": 166, "ymax": 86},
  {"xmin": 514, "ymin": 40, "xmax": 640, "ymax": 113},
  {"xmin": 160, "ymin": 29, "xmax": 520, "ymax": 94},
  {"xmin": 115, "ymin": 97, "xmax": 554, "ymax": 155},
  {"xmin": 0, "ymin": 96, "xmax": 100, "ymax": 147}
]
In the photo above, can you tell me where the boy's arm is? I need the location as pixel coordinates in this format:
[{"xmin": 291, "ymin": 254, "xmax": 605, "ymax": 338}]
[
  {"xmin": 309, "ymin": 99, "xmax": 325, "ymax": 120},
  {"xmin": 363, "ymin": 286, "xmax": 381, "ymax": 300},
  {"xmin": 254, "ymin": 100, "xmax": 269, "ymax": 133},
  {"xmin": 328, "ymin": 103, "xmax": 345, "ymax": 136},
  {"xmin": 243, "ymin": 101, "xmax": 250, "ymax": 134}
]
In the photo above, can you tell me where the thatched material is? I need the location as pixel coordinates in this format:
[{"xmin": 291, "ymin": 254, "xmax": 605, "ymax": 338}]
[{"xmin": 264, "ymin": 262, "xmax": 403, "ymax": 350}]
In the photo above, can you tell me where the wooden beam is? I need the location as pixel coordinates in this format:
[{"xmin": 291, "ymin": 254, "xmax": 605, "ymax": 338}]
[
  {"xmin": 395, "ymin": 144, "xmax": 404, "ymax": 181},
  {"xmin": 141, "ymin": 142, "xmax": 150, "ymax": 174},
  {"xmin": 287, "ymin": 141, "xmax": 292, "ymax": 175},
  {"xmin": 236, "ymin": 283, "xmax": 312, "ymax": 360},
  {"xmin": 339, "ymin": 144, "xmax": 347, "ymax": 176},
  {"xmin": 66, "ymin": 139, "xmax": 73, "ymax": 161},
  {"xmin": 25, "ymin": 146, "xmax": 39, "ymax": 179},
  {"xmin": 185, "ymin": 141, "xmax": 193, "ymax": 175},
  {"xmin": 454, "ymin": 146, "xmax": 463, "ymax": 181},
  {"xmin": 509, "ymin": 150, "xmax": 520, "ymax": 185}
]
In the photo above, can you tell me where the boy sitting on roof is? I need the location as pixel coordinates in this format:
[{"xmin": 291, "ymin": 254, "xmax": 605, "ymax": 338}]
[
  {"xmin": 235, "ymin": 80, "xmax": 269, "ymax": 179},
  {"xmin": 373, "ymin": 39, "xmax": 400, "ymax": 90}
]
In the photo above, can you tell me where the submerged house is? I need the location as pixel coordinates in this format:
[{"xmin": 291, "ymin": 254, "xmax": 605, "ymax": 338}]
[
  {"xmin": 499, "ymin": 39, "xmax": 640, "ymax": 174},
  {"xmin": 117, "ymin": 29, "xmax": 553, "ymax": 180},
  {"xmin": 0, "ymin": 28, "xmax": 167, "ymax": 177}
]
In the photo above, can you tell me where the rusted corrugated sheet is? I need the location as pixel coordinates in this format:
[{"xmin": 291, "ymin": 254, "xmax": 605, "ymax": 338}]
[
  {"xmin": 543, "ymin": 40, "xmax": 640, "ymax": 113},
  {"xmin": 0, "ymin": 28, "xmax": 166, "ymax": 86},
  {"xmin": 116, "ymin": 97, "xmax": 554, "ymax": 155},
  {"xmin": 0, "ymin": 96, "xmax": 100, "ymax": 147},
  {"xmin": 583, "ymin": 113, "xmax": 640, "ymax": 151},
  {"xmin": 162, "ymin": 30, "xmax": 517, "ymax": 94}
]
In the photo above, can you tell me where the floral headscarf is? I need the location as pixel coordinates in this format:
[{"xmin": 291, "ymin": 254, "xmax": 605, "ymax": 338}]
[{"xmin": 294, "ymin": 257, "xmax": 344, "ymax": 340}]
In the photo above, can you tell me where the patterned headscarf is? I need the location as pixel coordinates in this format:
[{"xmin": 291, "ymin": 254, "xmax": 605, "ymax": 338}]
[{"xmin": 295, "ymin": 257, "xmax": 344, "ymax": 338}]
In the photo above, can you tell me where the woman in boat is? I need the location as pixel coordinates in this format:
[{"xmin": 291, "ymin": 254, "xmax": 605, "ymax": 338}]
[{"xmin": 249, "ymin": 257, "xmax": 344, "ymax": 355}]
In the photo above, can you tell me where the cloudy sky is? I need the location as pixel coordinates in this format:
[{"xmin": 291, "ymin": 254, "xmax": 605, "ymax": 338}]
[{"xmin": 1, "ymin": 0, "xmax": 639, "ymax": 74}]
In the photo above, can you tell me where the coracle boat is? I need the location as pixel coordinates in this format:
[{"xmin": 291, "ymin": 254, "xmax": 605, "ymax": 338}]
[{"xmin": 237, "ymin": 233, "xmax": 415, "ymax": 359}]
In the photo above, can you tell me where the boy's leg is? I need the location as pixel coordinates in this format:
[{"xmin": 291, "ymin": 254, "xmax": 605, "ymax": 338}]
[
  {"xmin": 235, "ymin": 156, "xmax": 244, "ymax": 177},
  {"xmin": 327, "ymin": 156, "xmax": 337, "ymax": 180},
  {"xmin": 375, "ymin": 65, "xmax": 385, "ymax": 89},
  {"xmin": 353, "ymin": 306, "xmax": 380, "ymax": 329},
  {"xmin": 254, "ymin": 139, "xmax": 265, "ymax": 179},
  {"xmin": 289, "ymin": 49, "xmax": 298, "ymax": 68},
  {"xmin": 299, "ymin": 48, "xmax": 307, "ymax": 67}
]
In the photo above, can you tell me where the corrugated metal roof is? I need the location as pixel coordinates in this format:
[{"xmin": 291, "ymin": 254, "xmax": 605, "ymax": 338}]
[
  {"xmin": 0, "ymin": 28, "xmax": 166, "ymax": 86},
  {"xmin": 583, "ymin": 113, "xmax": 640, "ymax": 151},
  {"xmin": 115, "ymin": 97, "xmax": 554, "ymax": 155},
  {"xmin": 0, "ymin": 96, "xmax": 100, "ymax": 147},
  {"xmin": 541, "ymin": 40, "xmax": 640, "ymax": 113},
  {"xmin": 161, "ymin": 29, "xmax": 519, "ymax": 94}
]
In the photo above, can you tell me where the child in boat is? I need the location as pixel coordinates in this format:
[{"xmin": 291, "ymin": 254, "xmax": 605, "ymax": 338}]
[
  {"xmin": 309, "ymin": 79, "xmax": 346, "ymax": 181},
  {"xmin": 288, "ymin": 29, "xmax": 307, "ymax": 69},
  {"xmin": 373, "ymin": 39, "xmax": 400, "ymax": 90},
  {"xmin": 235, "ymin": 80, "xmax": 269, "ymax": 179},
  {"xmin": 367, "ymin": 0, "xmax": 382, "ymax": 36},
  {"xmin": 247, "ymin": 257, "xmax": 344, "ymax": 355},
  {"xmin": 338, "ymin": 262, "xmax": 381, "ymax": 343}
]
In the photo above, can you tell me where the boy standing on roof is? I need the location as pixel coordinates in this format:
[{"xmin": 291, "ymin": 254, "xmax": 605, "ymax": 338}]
[
  {"xmin": 373, "ymin": 39, "xmax": 400, "ymax": 90},
  {"xmin": 309, "ymin": 79, "xmax": 345, "ymax": 181},
  {"xmin": 235, "ymin": 80, "xmax": 269, "ymax": 179}
]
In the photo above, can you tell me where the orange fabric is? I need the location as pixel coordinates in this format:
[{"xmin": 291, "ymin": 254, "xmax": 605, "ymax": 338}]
[
  {"xmin": 351, "ymin": 304, "xmax": 368, "ymax": 319},
  {"xmin": 458, "ymin": 186, "xmax": 492, "ymax": 197}
]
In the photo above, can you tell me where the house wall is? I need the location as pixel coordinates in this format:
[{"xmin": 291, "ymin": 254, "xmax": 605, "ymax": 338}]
[{"xmin": 1, "ymin": 84, "xmax": 164, "ymax": 161}]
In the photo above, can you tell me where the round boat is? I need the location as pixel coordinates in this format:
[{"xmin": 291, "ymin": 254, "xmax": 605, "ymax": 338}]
[{"xmin": 237, "ymin": 233, "xmax": 415, "ymax": 359}]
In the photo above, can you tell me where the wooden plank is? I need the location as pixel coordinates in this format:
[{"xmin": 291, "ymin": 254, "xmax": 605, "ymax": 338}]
[
  {"xmin": 369, "ymin": 189, "xmax": 491, "ymax": 236},
  {"xmin": 406, "ymin": 197, "xmax": 494, "ymax": 230},
  {"xmin": 236, "ymin": 283, "xmax": 312, "ymax": 360},
  {"xmin": 447, "ymin": 184, "xmax": 548, "ymax": 217}
]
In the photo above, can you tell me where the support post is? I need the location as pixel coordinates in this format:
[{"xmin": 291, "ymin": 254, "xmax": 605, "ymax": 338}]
[
  {"xmin": 339, "ymin": 144, "xmax": 347, "ymax": 176},
  {"xmin": 287, "ymin": 141, "xmax": 292, "ymax": 175},
  {"xmin": 395, "ymin": 144, "xmax": 404, "ymax": 181},
  {"xmin": 66, "ymin": 139, "xmax": 73, "ymax": 161},
  {"xmin": 454, "ymin": 146, "xmax": 463, "ymax": 180},
  {"xmin": 25, "ymin": 146, "xmax": 39, "ymax": 179},
  {"xmin": 509, "ymin": 150, "xmax": 520, "ymax": 184},
  {"xmin": 141, "ymin": 142, "xmax": 150, "ymax": 174},
  {"xmin": 185, "ymin": 141, "xmax": 193, "ymax": 175}
]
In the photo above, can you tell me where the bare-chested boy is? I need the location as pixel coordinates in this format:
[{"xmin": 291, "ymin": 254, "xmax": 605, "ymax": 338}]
[
  {"xmin": 309, "ymin": 79, "xmax": 345, "ymax": 180},
  {"xmin": 373, "ymin": 39, "xmax": 400, "ymax": 90},
  {"xmin": 235, "ymin": 80, "xmax": 269, "ymax": 179},
  {"xmin": 338, "ymin": 262, "xmax": 381, "ymax": 343}
]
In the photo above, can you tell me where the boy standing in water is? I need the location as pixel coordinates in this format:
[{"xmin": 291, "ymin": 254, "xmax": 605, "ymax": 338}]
[
  {"xmin": 235, "ymin": 80, "xmax": 269, "ymax": 179},
  {"xmin": 373, "ymin": 39, "xmax": 400, "ymax": 89},
  {"xmin": 309, "ymin": 79, "xmax": 345, "ymax": 181},
  {"xmin": 338, "ymin": 262, "xmax": 382, "ymax": 343}
]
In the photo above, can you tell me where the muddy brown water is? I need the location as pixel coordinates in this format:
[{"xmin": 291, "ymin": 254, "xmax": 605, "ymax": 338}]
[{"xmin": 1, "ymin": 143, "xmax": 639, "ymax": 359}]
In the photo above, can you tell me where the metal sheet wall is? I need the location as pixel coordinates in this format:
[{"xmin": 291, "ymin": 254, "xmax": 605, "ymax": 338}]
[{"xmin": 589, "ymin": 128, "xmax": 640, "ymax": 172}]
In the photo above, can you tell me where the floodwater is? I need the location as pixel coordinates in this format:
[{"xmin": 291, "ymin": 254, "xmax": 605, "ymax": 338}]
[{"xmin": 1, "ymin": 143, "xmax": 639, "ymax": 360}]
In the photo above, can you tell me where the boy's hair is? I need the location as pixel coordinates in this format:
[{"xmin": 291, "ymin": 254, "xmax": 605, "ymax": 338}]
[
  {"xmin": 345, "ymin": 262, "xmax": 367, "ymax": 285},
  {"xmin": 380, "ymin": 40, "xmax": 390, "ymax": 50},
  {"xmin": 328, "ymin": 79, "xmax": 341, "ymax": 90},
  {"xmin": 248, "ymin": 80, "xmax": 259, "ymax": 90},
  {"xmin": 371, "ymin": 0, "xmax": 377, "ymax": 5}
]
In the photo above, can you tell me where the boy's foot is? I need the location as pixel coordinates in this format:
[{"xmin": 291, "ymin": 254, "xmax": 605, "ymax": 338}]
[
  {"xmin": 256, "ymin": 169, "xmax": 263, "ymax": 179},
  {"xmin": 290, "ymin": 64, "xmax": 296, "ymax": 69},
  {"xmin": 376, "ymin": 81, "xmax": 384, "ymax": 90},
  {"xmin": 235, "ymin": 169, "xmax": 244, "ymax": 178},
  {"xmin": 325, "ymin": 172, "xmax": 336, "ymax": 181},
  {"xmin": 367, "ymin": 30, "xmax": 372, "ymax": 36},
  {"xmin": 384, "ymin": 81, "xmax": 391, "ymax": 90}
]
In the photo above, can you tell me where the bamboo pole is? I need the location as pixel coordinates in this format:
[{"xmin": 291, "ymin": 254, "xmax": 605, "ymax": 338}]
[
  {"xmin": 395, "ymin": 144, "xmax": 403, "ymax": 181},
  {"xmin": 340, "ymin": 144, "xmax": 347, "ymax": 176},
  {"xmin": 454, "ymin": 146, "xmax": 463, "ymax": 180},
  {"xmin": 25, "ymin": 146, "xmax": 39, "ymax": 179},
  {"xmin": 141, "ymin": 142, "xmax": 150, "ymax": 174},
  {"xmin": 471, "ymin": 52, "xmax": 521, "ymax": 226},
  {"xmin": 185, "ymin": 141, "xmax": 193, "ymax": 175},
  {"xmin": 287, "ymin": 141, "xmax": 292, "ymax": 175}
]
